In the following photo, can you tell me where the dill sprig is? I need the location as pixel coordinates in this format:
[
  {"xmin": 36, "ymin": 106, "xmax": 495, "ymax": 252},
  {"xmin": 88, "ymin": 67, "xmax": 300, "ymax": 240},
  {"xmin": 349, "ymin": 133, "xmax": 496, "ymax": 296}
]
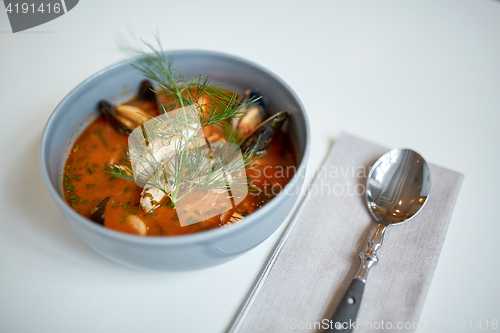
[
  {"xmin": 131, "ymin": 37, "xmax": 258, "ymax": 131},
  {"xmin": 105, "ymin": 37, "xmax": 263, "ymax": 207},
  {"xmin": 122, "ymin": 105, "xmax": 260, "ymax": 205}
]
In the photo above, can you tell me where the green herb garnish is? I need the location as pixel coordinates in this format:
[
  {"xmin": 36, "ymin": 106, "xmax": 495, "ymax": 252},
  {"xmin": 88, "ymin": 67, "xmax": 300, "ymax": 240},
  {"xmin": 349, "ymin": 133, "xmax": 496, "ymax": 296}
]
[
  {"xmin": 96, "ymin": 128, "xmax": 108, "ymax": 147},
  {"xmin": 102, "ymin": 37, "xmax": 263, "ymax": 212}
]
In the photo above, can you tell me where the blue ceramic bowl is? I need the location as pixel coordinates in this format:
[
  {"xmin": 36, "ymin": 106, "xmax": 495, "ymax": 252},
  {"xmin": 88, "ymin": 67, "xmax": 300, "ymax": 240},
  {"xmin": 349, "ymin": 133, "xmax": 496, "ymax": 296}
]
[{"xmin": 39, "ymin": 50, "xmax": 310, "ymax": 270}]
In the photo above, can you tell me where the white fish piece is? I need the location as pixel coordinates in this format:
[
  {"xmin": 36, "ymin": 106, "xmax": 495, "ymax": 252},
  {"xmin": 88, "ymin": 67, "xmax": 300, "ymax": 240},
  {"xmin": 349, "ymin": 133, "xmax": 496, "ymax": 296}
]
[
  {"xmin": 140, "ymin": 183, "xmax": 166, "ymax": 213},
  {"xmin": 138, "ymin": 130, "xmax": 205, "ymax": 213},
  {"xmin": 132, "ymin": 106, "xmax": 213, "ymax": 213},
  {"xmin": 132, "ymin": 121, "xmax": 203, "ymax": 181}
]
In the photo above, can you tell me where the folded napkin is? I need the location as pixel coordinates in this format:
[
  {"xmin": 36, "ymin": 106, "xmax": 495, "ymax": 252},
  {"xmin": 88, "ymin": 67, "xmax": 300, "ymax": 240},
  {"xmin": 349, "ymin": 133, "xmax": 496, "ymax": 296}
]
[{"xmin": 228, "ymin": 132, "xmax": 463, "ymax": 333}]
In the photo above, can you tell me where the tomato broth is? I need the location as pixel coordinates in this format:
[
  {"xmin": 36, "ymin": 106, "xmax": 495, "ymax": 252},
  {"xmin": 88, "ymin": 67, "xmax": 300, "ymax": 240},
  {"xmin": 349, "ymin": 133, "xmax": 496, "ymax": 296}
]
[{"xmin": 63, "ymin": 87, "xmax": 296, "ymax": 236}]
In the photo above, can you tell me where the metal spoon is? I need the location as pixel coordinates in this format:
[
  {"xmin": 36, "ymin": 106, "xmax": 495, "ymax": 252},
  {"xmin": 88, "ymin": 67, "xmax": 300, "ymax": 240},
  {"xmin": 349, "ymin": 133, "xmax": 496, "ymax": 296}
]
[{"xmin": 326, "ymin": 149, "xmax": 431, "ymax": 332}]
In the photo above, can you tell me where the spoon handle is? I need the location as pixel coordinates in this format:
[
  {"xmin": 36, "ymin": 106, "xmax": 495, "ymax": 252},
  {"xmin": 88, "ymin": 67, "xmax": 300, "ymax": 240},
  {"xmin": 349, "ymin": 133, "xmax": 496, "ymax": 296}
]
[{"xmin": 325, "ymin": 224, "xmax": 387, "ymax": 332}]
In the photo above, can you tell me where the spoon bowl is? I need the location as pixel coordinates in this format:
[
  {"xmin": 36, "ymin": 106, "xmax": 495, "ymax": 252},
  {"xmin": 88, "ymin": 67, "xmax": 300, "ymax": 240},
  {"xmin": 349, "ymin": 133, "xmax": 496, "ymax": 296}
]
[{"xmin": 366, "ymin": 149, "xmax": 431, "ymax": 226}]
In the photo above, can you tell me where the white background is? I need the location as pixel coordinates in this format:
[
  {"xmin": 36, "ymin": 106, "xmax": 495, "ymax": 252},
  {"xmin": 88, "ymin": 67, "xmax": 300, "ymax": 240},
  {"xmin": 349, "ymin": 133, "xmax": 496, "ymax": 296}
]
[{"xmin": 1, "ymin": 0, "xmax": 499, "ymax": 332}]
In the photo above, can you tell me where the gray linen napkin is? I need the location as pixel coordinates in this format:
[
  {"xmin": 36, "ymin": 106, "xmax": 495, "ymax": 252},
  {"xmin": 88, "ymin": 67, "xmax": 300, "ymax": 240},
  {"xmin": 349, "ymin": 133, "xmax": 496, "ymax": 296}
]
[{"xmin": 228, "ymin": 132, "xmax": 463, "ymax": 333}]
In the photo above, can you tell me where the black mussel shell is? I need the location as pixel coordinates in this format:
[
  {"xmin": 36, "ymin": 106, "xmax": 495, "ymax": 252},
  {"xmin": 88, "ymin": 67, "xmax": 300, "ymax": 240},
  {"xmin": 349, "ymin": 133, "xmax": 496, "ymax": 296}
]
[
  {"xmin": 240, "ymin": 111, "xmax": 288, "ymax": 153},
  {"xmin": 244, "ymin": 90, "xmax": 268, "ymax": 118},
  {"xmin": 138, "ymin": 80, "xmax": 157, "ymax": 104},
  {"xmin": 98, "ymin": 100, "xmax": 132, "ymax": 135},
  {"xmin": 90, "ymin": 197, "xmax": 110, "ymax": 225}
]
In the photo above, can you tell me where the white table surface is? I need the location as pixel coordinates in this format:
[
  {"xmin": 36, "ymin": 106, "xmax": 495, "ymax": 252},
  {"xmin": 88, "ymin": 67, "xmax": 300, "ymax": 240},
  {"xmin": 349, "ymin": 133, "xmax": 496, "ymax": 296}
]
[{"xmin": 1, "ymin": 1, "xmax": 499, "ymax": 332}]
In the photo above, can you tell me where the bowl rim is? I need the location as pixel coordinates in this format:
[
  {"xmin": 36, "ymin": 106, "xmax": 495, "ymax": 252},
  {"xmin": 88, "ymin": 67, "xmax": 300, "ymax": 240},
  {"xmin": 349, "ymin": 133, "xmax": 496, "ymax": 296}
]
[{"xmin": 39, "ymin": 49, "xmax": 311, "ymax": 246}]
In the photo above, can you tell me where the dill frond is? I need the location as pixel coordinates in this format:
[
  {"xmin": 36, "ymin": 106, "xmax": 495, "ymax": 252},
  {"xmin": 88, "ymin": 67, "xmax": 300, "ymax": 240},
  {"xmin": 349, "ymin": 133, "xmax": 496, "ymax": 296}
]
[{"xmin": 105, "ymin": 36, "xmax": 266, "ymax": 208}]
